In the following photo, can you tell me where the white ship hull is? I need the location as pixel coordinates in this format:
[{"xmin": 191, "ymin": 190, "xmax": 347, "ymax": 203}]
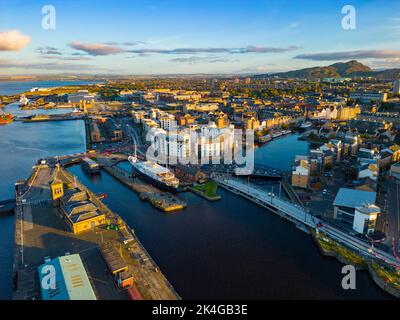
[
  {"xmin": 128, "ymin": 156, "xmax": 179, "ymax": 192},
  {"xmin": 19, "ymin": 95, "xmax": 29, "ymax": 106}
]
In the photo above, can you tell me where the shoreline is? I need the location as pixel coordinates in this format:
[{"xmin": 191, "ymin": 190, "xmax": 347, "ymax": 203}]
[{"xmin": 311, "ymin": 230, "xmax": 400, "ymax": 299}]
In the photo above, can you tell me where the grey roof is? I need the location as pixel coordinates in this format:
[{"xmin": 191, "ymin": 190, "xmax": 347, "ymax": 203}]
[{"xmin": 333, "ymin": 188, "xmax": 376, "ymax": 209}]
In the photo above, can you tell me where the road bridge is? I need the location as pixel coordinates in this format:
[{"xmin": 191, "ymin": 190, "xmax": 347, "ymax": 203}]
[{"xmin": 215, "ymin": 177, "xmax": 400, "ymax": 268}]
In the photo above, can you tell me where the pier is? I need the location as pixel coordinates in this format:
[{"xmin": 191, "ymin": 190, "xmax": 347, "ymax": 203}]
[
  {"xmin": 96, "ymin": 156, "xmax": 187, "ymax": 212},
  {"xmin": 12, "ymin": 164, "xmax": 180, "ymax": 300},
  {"xmin": 17, "ymin": 113, "xmax": 84, "ymax": 123},
  {"xmin": 41, "ymin": 153, "xmax": 187, "ymax": 212}
]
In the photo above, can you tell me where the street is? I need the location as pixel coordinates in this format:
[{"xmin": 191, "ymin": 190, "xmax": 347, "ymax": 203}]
[{"xmin": 384, "ymin": 180, "xmax": 400, "ymax": 254}]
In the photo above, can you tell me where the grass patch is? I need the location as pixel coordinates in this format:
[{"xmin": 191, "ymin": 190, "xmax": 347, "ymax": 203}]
[
  {"xmin": 371, "ymin": 262, "xmax": 400, "ymax": 289},
  {"xmin": 317, "ymin": 234, "xmax": 366, "ymax": 266},
  {"xmin": 194, "ymin": 180, "xmax": 219, "ymax": 198}
]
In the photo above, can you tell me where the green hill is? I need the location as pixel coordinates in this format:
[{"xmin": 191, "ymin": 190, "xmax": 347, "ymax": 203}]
[{"xmin": 255, "ymin": 60, "xmax": 400, "ymax": 80}]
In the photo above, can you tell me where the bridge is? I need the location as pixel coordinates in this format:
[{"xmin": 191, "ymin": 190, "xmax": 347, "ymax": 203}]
[
  {"xmin": 40, "ymin": 152, "xmax": 87, "ymax": 167},
  {"xmin": 202, "ymin": 163, "xmax": 284, "ymax": 180},
  {"xmin": 215, "ymin": 177, "xmax": 400, "ymax": 269}
]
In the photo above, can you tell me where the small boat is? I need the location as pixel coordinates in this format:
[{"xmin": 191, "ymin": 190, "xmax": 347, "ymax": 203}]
[
  {"xmin": 271, "ymin": 132, "xmax": 284, "ymax": 139},
  {"xmin": 19, "ymin": 95, "xmax": 29, "ymax": 106},
  {"xmin": 299, "ymin": 122, "xmax": 312, "ymax": 132},
  {"xmin": 0, "ymin": 113, "xmax": 14, "ymax": 125},
  {"xmin": 257, "ymin": 134, "xmax": 272, "ymax": 144}
]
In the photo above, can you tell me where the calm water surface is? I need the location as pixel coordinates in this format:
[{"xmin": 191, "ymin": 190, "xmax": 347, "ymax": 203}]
[
  {"xmin": 67, "ymin": 164, "xmax": 390, "ymax": 299},
  {"xmin": 0, "ymin": 103, "xmax": 86, "ymax": 299},
  {"xmin": 0, "ymin": 80, "xmax": 100, "ymax": 95}
]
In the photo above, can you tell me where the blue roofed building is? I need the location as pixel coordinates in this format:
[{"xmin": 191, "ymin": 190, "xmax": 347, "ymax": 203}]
[
  {"xmin": 38, "ymin": 254, "xmax": 97, "ymax": 300},
  {"xmin": 333, "ymin": 188, "xmax": 377, "ymax": 225}
]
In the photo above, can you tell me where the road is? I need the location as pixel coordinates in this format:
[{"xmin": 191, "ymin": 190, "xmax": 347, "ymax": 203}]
[
  {"xmin": 385, "ymin": 181, "xmax": 400, "ymax": 254},
  {"xmin": 121, "ymin": 119, "xmax": 145, "ymax": 156}
]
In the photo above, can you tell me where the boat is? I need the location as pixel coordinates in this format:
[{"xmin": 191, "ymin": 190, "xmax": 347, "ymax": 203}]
[
  {"xmin": 128, "ymin": 155, "xmax": 180, "ymax": 192},
  {"xmin": 81, "ymin": 157, "xmax": 101, "ymax": 174},
  {"xmin": 299, "ymin": 122, "xmax": 312, "ymax": 132},
  {"xmin": 271, "ymin": 132, "xmax": 284, "ymax": 139},
  {"xmin": 257, "ymin": 134, "xmax": 272, "ymax": 145},
  {"xmin": 23, "ymin": 114, "xmax": 50, "ymax": 122},
  {"xmin": 19, "ymin": 95, "xmax": 29, "ymax": 107},
  {"xmin": 0, "ymin": 113, "xmax": 14, "ymax": 125}
]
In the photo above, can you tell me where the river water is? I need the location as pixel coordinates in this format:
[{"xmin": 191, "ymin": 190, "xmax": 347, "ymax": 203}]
[
  {"xmin": 0, "ymin": 100, "xmax": 391, "ymax": 299},
  {"xmin": 0, "ymin": 80, "xmax": 100, "ymax": 96},
  {"xmin": 0, "ymin": 103, "xmax": 86, "ymax": 299}
]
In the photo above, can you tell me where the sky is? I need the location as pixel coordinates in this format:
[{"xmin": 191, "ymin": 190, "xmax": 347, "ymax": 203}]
[{"xmin": 0, "ymin": 0, "xmax": 399, "ymax": 75}]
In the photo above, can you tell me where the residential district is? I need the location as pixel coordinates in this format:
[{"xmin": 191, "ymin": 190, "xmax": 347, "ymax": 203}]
[{"xmin": 1, "ymin": 68, "xmax": 400, "ymax": 299}]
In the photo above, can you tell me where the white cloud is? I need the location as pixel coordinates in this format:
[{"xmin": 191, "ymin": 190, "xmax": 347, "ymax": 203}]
[
  {"xmin": 294, "ymin": 50, "xmax": 400, "ymax": 61},
  {"xmin": 69, "ymin": 41, "xmax": 126, "ymax": 56},
  {"xmin": 0, "ymin": 59, "xmax": 98, "ymax": 71},
  {"xmin": 0, "ymin": 30, "xmax": 31, "ymax": 51}
]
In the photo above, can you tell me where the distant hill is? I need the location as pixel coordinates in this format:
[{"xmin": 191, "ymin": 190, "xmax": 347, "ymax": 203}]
[{"xmin": 255, "ymin": 60, "xmax": 400, "ymax": 80}]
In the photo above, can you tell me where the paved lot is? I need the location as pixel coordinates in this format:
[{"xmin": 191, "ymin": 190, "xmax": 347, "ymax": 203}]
[
  {"xmin": 17, "ymin": 202, "xmax": 128, "ymax": 300},
  {"xmin": 295, "ymin": 166, "xmax": 344, "ymax": 219},
  {"xmin": 14, "ymin": 165, "xmax": 179, "ymax": 300}
]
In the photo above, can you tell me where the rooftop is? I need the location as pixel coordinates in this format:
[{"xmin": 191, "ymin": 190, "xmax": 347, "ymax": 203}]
[
  {"xmin": 356, "ymin": 204, "xmax": 381, "ymax": 215},
  {"xmin": 38, "ymin": 254, "xmax": 97, "ymax": 300},
  {"xmin": 392, "ymin": 161, "xmax": 400, "ymax": 168},
  {"xmin": 333, "ymin": 188, "xmax": 376, "ymax": 209}
]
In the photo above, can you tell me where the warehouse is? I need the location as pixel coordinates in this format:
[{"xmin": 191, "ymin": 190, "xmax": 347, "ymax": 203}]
[{"xmin": 38, "ymin": 254, "xmax": 97, "ymax": 300}]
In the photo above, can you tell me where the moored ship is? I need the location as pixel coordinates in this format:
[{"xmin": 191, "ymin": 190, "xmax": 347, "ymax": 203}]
[
  {"xmin": 257, "ymin": 134, "xmax": 272, "ymax": 145},
  {"xmin": 128, "ymin": 155, "xmax": 179, "ymax": 192},
  {"xmin": 299, "ymin": 122, "xmax": 312, "ymax": 132},
  {"xmin": 19, "ymin": 95, "xmax": 29, "ymax": 107},
  {"xmin": 271, "ymin": 132, "xmax": 284, "ymax": 139}
]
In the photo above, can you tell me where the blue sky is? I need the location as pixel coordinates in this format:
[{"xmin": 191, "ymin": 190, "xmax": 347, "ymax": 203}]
[{"xmin": 0, "ymin": 0, "xmax": 399, "ymax": 75}]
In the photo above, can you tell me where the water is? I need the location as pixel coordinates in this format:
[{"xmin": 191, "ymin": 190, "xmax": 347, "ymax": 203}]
[
  {"xmin": 0, "ymin": 101, "xmax": 391, "ymax": 299},
  {"xmin": 0, "ymin": 103, "xmax": 86, "ymax": 299},
  {"xmin": 0, "ymin": 215, "xmax": 15, "ymax": 300},
  {"xmin": 0, "ymin": 80, "xmax": 100, "ymax": 96},
  {"xmin": 67, "ymin": 164, "xmax": 390, "ymax": 299},
  {"xmin": 254, "ymin": 134, "xmax": 310, "ymax": 171},
  {"xmin": 0, "ymin": 104, "xmax": 86, "ymax": 200}
]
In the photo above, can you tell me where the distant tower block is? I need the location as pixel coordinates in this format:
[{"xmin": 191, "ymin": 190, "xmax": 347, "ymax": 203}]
[
  {"xmin": 50, "ymin": 179, "xmax": 64, "ymax": 207},
  {"xmin": 393, "ymin": 80, "xmax": 400, "ymax": 95}
]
